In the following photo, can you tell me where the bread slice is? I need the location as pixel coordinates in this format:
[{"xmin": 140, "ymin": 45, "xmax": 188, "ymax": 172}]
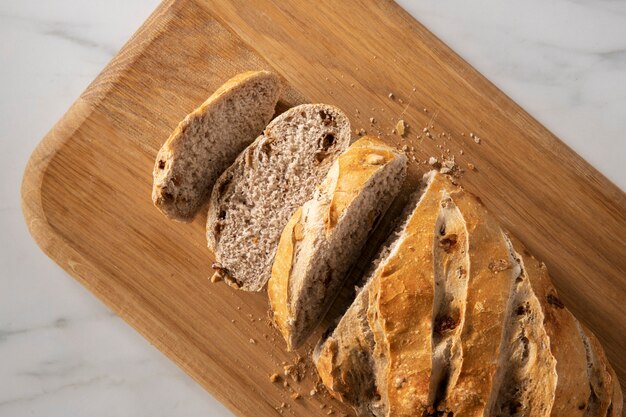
[
  {"xmin": 313, "ymin": 171, "xmax": 622, "ymax": 417},
  {"xmin": 507, "ymin": 234, "xmax": 591, "ymax": 417},
  {"xmin": 314, "ymin": 170, "xmax": 444, "ymax": 416},
  {"xmin": 268, "ymin": 137, "xmax": 407, "ymax": 350},
  {"xmin": 206, "ymin": 103, "xmax": 351, "ymax": 291},
  {"xmin": 153, "ymin": 70, "xmax": 282, "ymax": 222}
]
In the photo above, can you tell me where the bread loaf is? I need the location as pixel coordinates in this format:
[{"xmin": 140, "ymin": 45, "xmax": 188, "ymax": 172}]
[
  {"xmin": 313, "ymin": 171, "xmax": 622, "ymax": 417},
  {"xmin": 153, "ymin": 70, "xmax": 281, "ymax": 221},
  {"xmin": 206, "ymin": 104, "xmax": 351, "ymax": 291},
  {"xmin": 268, "ymin": 137, "xmax": 407, "ymax": 350}
]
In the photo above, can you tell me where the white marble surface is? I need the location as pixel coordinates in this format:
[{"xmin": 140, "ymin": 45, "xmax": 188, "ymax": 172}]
[{"xmin": 1, "ymin": 0, "xmax": 624, "ymax": 415}]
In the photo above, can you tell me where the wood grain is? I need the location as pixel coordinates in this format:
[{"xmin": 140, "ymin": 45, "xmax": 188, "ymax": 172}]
[{"xmin": 21, "ymin": 0, "xmax": 626, "ymax": 415}]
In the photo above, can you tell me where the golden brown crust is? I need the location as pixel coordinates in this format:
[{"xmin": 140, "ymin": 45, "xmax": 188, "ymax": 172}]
[
  {"xmin": 509, "ymin": 234, "xmax": 591, "ymax": 416},
  {"xmin": 367, "ymin": 173, "xmax": 447, "ymax": 416},
  {"xmin": 583, "ymin": 326, "xmax": 616, "ymax": 416},
  {"xmin": 267, "ymin": 206, "xmax": 302, "ymax": 344},
  {"xmin": 436, "ymin": 187, "xmax": 517, "ymax": 416},
  {"xmin": 326, "ymin": 137, "xmax": 397, "ymax": 232},
  {"xmin": 314, "ymin": 172, "xmax": 622, "ymax": 417}
]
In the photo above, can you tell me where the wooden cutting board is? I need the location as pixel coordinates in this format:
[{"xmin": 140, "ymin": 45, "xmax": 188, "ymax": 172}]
[{"xmin": 21, "ymin": 0, "xmax": 626, "ymax": 415}]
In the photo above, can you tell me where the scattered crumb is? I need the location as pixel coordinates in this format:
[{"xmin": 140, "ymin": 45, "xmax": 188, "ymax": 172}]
[
  {"xmin": 398, "ymin": 98, "xmax": 403, "ymax": 104},
  {"xmin": 428, "ymin": 156, "xmax": 439, "ymax": 166},
  {"xmin": 461, "ymin": 132, "xmax": 465, "ymax": 136},
  {"xmin": 249, "ymin": 338, "xmax": 256, "ymax": 344},
  {"xmin": 391, "ymin": 128, "xmax": 397, "ymax": 134},
  {"xmin": 230, "ymin": 319, "xmax": 235, "ymax": 323},
  {"xmin": 283, "ymin": 380, "xmax": 289, "ymax": 388},
  {"xmin": 422, "ymin": 127, "xmax": 429, "ymax": 133},
  {"xmin": 440, "ymin": 156, "xmax": 458, "ymax": 175},
  {"xmin": 284, "ymin": 364, "xmax": 295, "ymax": 377},
  {"xmin": 320, "ymin": 404, "xmax": 326, "ymax": 409},
  {"xmin": 474, "ymin": 136, "xmax": 481, "ymax": 144},
  {"xmin": 270, "ymin": 373, "xmax": 281, "ymax": 383},
  {"xmin": 412, "ymin": 87, "xmax": 417, "ymax": 92},
  {"xmin": 467, "ymin": 162, "xmax": 476, "ymax": 171},
  {"xmin": 369, "ymin": 117, "xmax": 376, "ymax": 124},
  {"xmin": 402, "ymin": 145, "xmax": 409, "ymax": 152},
  {"xmin": 459, "ymin": 149, "xmax": 464, "ymax": 155},
  {"xmin": 388, "ymin": 92, "xmax": 394, "ymax": 99},
  {"xmin": 469, "ymin": 132, "xmax": 474, "ymax": 138},
  {"xmin": 310, "ymin": 389, "xmax": 318, "ymax": 396},
  {"xmin": 290, "ymin": 392, "xmax": 301, "ymax": 400},
  {"xmin": 423, "ymin": 108, "xmax": 428, "ymax": 112},
  {"xmin": 210, "ymin": 272, "xmax": 222, "ymax": 283},
  {"xmin": 396, "ymin": 119, "xmax": 406, "ymax": 136},
  {"xmin": 327, "ymin": 410, "xmax": 334, "ymax": 415},
  {"xmin": 350, "ymin": 83, "xmax": 355, "ymax": 87}
]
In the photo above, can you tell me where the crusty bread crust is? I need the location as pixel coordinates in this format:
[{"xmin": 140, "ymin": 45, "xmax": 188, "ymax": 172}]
[
  {"xmin": 314, "ymin": 171, "xmax": 622, "ymax": 417},
  {"xmin": 508, "ymin": 234, "xmax": 590, "ymax": 417},
  {"xmin": 153, "ymin": 70, "xmax": 281, "ymax": 222},
  {"xmin": 367, "ymin": 173, "xmax": 446, "ymax": 416},
  {"xmin": 269, "ymin": 137, "xmax": 407, "ymax": 350}
]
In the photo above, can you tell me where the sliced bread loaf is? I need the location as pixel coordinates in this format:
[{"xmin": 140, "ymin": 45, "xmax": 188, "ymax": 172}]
[
  {"xmin": 206, "ymin": 104, "xmax": 351, "ymax": 291},
  {"xmin": 268, "ymin": 137, "xmax": 407, "ymax": 350},
  {"xmin": 313, "ymin": 171, "xmax": 622, "ymax": 417},
  {"xmin": 153, "ymin": 70, "xmax": 282, "ymax": 222}
]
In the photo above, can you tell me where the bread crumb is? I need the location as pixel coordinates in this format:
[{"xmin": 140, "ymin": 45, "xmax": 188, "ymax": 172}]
[
  {"xmin": 423, "ymin": 108, "xmax": 428, "ymax": 112},
  {"xmin": 350, "ymin": 83, "xmax": 355, "ymax": 87},
  {"xmin": 467, "ymin": 163, "xmax": 476, "ymax": 171},
  {"xmin": 474, "ymin": 136, "xmax": 481, "ymax": 144},
  {"xmin": 395, "ymin": 120, "xmax": 406, "ymax": 136},
  {"xmin": 249, "ymin": 338, "xmax": 256, "ymax": 344},
  {"xmin": 402, "ymin": 145, "xmax": 409, "ymax": 152},
  {"xmin": 469, "ymin": 132, "xmax": 474, "ymax": 138},
  {"xmin": 398, "ymin": 98, "xmax": 404, "ymax": 104},
  {"xmin": 270, "ymin": 373, "xmax": 281, "ymax": 383},
  {"xmin": 391, "ymin": 128, "xmax": 397, "ymax": 134},
  {"xmin": 210, "ymin": 272, "xmax": 222, "ymax": 283},
  {"xmin": 422, "ymin": 127, "xmax": 429, "ymax": 133},
  {"xmin": 369, "ymin": 117, "xmax": 376, "ymax": 124},
  {"xmin": 459, "ymin": 149, "xmax": 464, "ymax": 155},
  {"xmin": 428, "ymin": 157, "xmax": 439, "ymax": 166},
  {"xmin": 290, "ymin": 392, "xmax": 301, "ymax": 400},
  {"xmin": 320, "ymin": 403, "xmax": 326, "ymax": 409},
  {"xmin": 310, "ymin": 389, "xmax": 317, "ymax": 396},
  {"xmin": 388, "ymin": 92, "xmax": 394, "ymax": 99},
  {"xmin": 412, "ymin": 87, "xmax": 417, "ymax": 92}
]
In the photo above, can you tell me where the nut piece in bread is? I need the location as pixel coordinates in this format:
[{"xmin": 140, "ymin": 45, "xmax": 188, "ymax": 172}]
[
  {"xmin": 268, "ymin": 136, "xmax": 407, "ymax": 350},
  {"xmin": 153, "ymin": 70, "xmax": 282, "ymax": 222}
]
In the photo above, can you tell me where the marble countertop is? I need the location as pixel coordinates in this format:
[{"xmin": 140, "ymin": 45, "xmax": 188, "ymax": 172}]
[{"xmin": 1, "ymin": 0, "xmax": 624, "ymax": 415}]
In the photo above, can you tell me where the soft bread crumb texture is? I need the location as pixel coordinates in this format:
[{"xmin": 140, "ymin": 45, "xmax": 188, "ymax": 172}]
[
  {"xmin": 153, "ymin": 71, "xmax": 281, "ymax": 221},
  {"xmin": 207, "ymin": 104, "xmax": 351, "ymax": 291}
]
